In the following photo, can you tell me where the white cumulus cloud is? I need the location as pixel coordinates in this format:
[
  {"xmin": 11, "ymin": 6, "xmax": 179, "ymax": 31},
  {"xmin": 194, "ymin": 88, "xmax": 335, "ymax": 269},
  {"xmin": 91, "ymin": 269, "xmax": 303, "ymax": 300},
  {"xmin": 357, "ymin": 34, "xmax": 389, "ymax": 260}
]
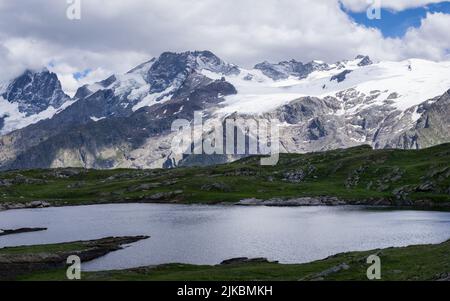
[{"xmin": 0, "ymin": 0, "xmax": 449, "ymax": 94}]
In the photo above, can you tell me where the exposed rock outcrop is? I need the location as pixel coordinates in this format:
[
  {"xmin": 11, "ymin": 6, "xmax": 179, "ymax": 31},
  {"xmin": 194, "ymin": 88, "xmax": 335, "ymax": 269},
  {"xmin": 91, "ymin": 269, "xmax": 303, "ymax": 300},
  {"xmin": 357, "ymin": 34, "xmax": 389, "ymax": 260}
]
[
  {"xmin": 220, "ymin": 257, "xmax": 278, "ymax": 265},
  {"xmin": 0, "ymin": 228, "xmax": 47, "ymax": 237}
]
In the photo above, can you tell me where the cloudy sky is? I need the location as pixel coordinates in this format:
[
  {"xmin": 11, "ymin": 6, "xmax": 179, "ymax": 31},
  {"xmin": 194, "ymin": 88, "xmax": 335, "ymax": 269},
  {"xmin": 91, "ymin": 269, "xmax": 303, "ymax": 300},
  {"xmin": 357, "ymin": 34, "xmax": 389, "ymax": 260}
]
[{"xmin": 0, "ymin": 0, "xmax": 449, "ymax": 95}]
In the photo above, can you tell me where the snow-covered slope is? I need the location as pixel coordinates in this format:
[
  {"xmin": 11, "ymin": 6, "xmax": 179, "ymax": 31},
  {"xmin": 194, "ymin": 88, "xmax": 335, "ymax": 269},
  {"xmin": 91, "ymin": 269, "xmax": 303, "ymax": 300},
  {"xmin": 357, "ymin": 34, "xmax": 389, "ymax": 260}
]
[
  {"xmin": 0, "ymin": 98, "xmax": 74, "ymax": 135},
  {"xmin": 204, "ymin": 57, "xmax": 450, "ymax": 116}
]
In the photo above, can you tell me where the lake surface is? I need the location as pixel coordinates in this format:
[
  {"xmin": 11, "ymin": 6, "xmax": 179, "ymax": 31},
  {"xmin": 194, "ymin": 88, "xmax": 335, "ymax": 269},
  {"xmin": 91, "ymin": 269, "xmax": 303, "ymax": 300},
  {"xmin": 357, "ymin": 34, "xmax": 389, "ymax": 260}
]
[{"xmin": 1, "ymin": 204, "xmax": 450, "ymax": 271}]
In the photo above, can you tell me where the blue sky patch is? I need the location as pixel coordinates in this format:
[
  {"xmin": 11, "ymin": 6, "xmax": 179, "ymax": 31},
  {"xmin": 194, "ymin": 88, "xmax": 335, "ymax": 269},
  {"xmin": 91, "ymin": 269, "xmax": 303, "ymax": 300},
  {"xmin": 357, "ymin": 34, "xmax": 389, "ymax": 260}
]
[
  {"xmin": 73, "ymin": 69, "xmax": 91, "ymax": 80},
  {"xmin": 343, "ymin": 2, "xmax": 450, "ymax": 38}
]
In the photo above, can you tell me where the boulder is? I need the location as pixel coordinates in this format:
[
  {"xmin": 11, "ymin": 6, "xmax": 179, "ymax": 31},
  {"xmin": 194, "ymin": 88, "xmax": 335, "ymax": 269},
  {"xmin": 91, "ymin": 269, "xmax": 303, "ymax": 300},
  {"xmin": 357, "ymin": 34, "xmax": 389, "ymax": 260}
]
[{"xmin": 29, "ymin": 201, "xmax": 50, "ymax": 208}]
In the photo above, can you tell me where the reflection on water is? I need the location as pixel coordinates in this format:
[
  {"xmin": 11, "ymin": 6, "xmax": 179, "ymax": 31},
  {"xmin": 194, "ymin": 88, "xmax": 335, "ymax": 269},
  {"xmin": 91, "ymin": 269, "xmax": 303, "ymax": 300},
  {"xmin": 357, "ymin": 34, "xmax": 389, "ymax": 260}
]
[{"xmin": 1, "ymin": 204, "xmax": 450, "ymax": 271}]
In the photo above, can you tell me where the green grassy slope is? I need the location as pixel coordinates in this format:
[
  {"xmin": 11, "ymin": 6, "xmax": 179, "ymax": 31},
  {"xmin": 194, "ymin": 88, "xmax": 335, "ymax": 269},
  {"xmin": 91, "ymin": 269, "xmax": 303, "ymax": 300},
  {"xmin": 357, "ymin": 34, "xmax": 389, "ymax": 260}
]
[{"xmin": 1, "ymin": 144, "xmax": 450, "ymax": 208}]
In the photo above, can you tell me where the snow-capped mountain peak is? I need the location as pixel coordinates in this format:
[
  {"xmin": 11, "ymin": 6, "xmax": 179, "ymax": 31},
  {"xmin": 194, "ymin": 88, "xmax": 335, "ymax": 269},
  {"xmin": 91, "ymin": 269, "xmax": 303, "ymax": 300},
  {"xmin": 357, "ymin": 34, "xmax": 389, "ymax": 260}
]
[
  {"xmin": 72, "ymin": 50, "xmax": 241, "ymax": 114},
  {"xmin": 1, "ymin": 68, "xmax": 69, "ymax": 114},
  {"xmin": 0, "ymin": 68, "xmax": 71, "ymax": 135},
  {"xmin": 144, "ymin": 50, "xmax": 239, "ymax": 93}
]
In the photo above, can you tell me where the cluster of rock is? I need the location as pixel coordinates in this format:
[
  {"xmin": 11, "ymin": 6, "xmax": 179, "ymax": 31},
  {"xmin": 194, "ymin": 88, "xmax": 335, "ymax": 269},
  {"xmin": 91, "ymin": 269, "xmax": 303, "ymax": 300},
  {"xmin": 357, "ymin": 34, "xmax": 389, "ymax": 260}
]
[
  {"xmin": 0, "ymin": 201, "xmax": 50, "ymax": 211},
  {"xmin": 393, "ymin": 166, "xmax": 450, "ymax": 200},
  {"xmin": 237, "ymin": 196, "xmax": 450, "ymax": 208},
  {"xmin": 345, "ymin": 165, "xmax": 367, "ymax": 188},
  {"xmin": 307, "ymin": 263, "xmax": 351, "ymax": 281},
  {"xmin": 141, "ymin": 190, "xmax": 184, "ymax": 202},
  {"xmin": 283, "ymin": 165, "xmax": 317, "ymax": 183},
  {"xmin": 436, "ymin": 272, "xmax": 450, "ymax": 281},
  {"xmin": 0, "ymin": 175, "xmax": 47, "ymax": 187},
  {"xmin": 237, "ymin": 197, "xmax": 348, "ymax": 207}
]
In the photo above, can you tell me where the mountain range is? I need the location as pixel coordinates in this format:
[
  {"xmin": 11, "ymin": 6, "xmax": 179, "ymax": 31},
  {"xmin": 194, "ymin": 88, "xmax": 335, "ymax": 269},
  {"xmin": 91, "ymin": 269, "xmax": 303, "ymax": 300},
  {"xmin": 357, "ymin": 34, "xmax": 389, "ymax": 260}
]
[{"xmin": 1, "ymin": 50, "xmax": 450, "ymax": 170}]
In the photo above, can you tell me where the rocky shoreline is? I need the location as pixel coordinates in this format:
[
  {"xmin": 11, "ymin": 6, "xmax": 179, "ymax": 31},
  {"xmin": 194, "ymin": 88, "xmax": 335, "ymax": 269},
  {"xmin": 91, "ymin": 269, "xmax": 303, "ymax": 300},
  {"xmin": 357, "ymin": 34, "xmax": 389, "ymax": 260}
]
[
  {"xmin": 1, "ymin": 196, "xmax": 450, "ymax": 213},
  {"xmin": 236, "ymin": 197, "xmax": 450, "ymax": 209},
  {"xmin": 0, "ymin": 201, "xmax": 51, "ymax": 211},
  {"xmin": 0, "ymin": 236, "xmax": 149, "ymax": 280},
  {"xmin": 237, "ymin": 197, "xmax": 349, "ymax": 207}
]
